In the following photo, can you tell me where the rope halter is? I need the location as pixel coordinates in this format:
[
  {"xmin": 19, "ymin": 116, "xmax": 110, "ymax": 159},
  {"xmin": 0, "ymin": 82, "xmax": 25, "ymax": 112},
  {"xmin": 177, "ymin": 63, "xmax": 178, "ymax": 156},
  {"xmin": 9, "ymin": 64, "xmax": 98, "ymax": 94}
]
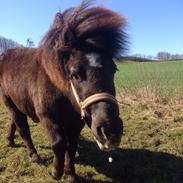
[{"xmin": 70, "ymin": 81, "xmax": 118, "ymax": 118}]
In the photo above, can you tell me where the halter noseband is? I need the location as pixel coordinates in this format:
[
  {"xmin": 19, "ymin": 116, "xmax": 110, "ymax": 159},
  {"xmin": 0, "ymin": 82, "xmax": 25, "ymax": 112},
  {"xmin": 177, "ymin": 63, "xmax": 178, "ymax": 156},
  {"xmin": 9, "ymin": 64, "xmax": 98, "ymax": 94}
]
[{"xmin": 70, "ymin": 81, "xmax": 118, "ymax": 118}]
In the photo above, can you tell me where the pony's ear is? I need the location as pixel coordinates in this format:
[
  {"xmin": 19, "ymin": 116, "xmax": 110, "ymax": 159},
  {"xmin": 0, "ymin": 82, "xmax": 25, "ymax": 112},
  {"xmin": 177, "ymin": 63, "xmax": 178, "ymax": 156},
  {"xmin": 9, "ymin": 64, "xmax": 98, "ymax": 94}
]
[{"xmin": 52, "ymin": 13, "xmax": 64, "ymax": 29}]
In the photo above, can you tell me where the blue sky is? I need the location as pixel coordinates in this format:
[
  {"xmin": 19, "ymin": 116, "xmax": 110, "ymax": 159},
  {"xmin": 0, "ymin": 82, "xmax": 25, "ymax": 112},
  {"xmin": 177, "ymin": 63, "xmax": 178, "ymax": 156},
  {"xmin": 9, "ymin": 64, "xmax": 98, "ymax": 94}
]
[{"xmin": 0, "ymin": 0, "xmax": 182, "ymax": 56}]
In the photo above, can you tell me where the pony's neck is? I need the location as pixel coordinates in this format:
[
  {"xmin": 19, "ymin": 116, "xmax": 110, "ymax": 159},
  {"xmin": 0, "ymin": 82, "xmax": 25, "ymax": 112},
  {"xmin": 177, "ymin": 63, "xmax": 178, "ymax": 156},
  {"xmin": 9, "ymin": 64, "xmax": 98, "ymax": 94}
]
[{"xmin": 40, "ymin": 50, "xmax": 68, "ymax": 94}]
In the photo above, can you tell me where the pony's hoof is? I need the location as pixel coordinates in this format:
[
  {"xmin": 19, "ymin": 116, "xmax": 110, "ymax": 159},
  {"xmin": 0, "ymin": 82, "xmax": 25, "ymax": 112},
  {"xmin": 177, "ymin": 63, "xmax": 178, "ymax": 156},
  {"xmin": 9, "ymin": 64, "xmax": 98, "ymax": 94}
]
[
  {"xmin": 7, "ymin": 140, "xmax": 15, "ymax": 147},
  {"xmin": 31, "ymin": 153, "xmax": 43, "ymax": 164},
  {"xmin": 51, "ymin": 168, "xmax": 62, "ymax": 180},
  {"xmin": 67, "ymin": 175, "xmax": 80, "ymax": 183}
]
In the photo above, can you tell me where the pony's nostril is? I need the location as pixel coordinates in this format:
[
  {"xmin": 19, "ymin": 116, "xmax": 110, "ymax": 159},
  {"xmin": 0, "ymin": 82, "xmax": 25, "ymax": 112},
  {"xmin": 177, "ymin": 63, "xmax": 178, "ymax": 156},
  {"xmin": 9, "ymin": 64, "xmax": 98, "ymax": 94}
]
[
  {"xmin": 101, "ymin": 126, "xmax": 108, "ymax": 140},
  {"xmin": 97, "ymin": 126, "xmax": 108, "ymax": 140}
]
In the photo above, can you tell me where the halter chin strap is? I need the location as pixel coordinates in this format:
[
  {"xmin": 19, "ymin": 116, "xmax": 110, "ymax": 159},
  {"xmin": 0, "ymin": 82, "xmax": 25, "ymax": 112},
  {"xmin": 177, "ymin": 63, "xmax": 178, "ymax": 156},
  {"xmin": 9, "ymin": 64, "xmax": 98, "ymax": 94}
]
[{"xmin": 70, "ymin": 81, "xmax": 118, "ymax": 118}]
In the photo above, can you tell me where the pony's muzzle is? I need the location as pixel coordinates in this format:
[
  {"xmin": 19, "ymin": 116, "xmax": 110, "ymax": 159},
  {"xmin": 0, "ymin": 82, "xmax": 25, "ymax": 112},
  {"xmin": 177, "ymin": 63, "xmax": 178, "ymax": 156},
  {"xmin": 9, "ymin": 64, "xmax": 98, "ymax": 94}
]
[{"xmin": 92, "ymin": 118, "xmax": 123, "ymax": 151}]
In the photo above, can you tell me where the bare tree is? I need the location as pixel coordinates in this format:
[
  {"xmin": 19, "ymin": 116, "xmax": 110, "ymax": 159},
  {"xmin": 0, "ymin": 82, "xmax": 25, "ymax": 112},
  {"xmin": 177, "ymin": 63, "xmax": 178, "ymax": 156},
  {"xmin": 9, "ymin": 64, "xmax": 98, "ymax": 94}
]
[
  {"xmin": 0, "ymin": 36, "xmax": 20, "ymax": 53},
  {"xmin": 157, "ymin": 52, "xmax": 183, "ymax": 60},
  {"xmin": 26, "ymin": 38, "xmax": 35, "ymax": 47}
]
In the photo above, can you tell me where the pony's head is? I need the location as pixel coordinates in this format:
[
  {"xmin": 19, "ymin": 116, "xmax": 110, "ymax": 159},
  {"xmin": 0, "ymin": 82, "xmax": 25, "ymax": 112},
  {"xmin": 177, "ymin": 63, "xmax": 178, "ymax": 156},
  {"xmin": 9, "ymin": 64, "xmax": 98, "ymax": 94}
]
[{"xmin": 41, "ymin": 0, "xmax": 127, "ymax": 151}]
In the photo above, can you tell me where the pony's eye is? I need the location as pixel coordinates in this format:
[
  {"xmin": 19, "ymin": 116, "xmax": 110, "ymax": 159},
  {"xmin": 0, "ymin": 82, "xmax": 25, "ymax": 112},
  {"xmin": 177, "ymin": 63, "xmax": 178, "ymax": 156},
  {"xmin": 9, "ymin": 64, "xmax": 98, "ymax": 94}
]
[{"xmin": 70, "ymin": 65, "xmax": 85, "ymax": 81}]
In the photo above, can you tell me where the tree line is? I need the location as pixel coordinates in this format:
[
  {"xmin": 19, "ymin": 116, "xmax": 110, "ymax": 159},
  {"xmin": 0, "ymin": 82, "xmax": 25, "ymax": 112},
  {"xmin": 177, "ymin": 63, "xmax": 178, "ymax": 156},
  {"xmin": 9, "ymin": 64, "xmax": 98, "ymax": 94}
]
[
  {"xmin": 0, "ymin": 36, "xmax": 35, "ymax": 54},
  {"xmin": 1, "ymin": 36, "xmax": 182, "ymax": 61},
  {"xmin": 0, "ymin": 36, "xmax": 20, "ymax": 54},
  {"xmin": 126, "ymin": 52, "xmax": 183, "ymax": 62},
  {"xmin": 156, "ymin": 52, "xmax": 183, "ymax": 60}
]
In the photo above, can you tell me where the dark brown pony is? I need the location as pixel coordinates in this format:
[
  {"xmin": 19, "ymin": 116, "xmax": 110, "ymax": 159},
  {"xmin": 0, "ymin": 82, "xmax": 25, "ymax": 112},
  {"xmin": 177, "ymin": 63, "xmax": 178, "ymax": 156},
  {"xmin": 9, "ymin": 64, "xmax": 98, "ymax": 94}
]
[{"xmin": 0, "ymin": 1, "xmax": 126, "ymax": 182}]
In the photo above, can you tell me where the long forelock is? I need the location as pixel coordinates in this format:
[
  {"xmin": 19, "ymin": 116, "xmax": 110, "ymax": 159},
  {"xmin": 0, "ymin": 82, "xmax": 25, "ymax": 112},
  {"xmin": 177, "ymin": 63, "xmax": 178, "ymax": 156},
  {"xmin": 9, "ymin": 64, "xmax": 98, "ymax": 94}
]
[{"xmin": 40, "ymin": 0, "xmax": 127, "ymax": 59}]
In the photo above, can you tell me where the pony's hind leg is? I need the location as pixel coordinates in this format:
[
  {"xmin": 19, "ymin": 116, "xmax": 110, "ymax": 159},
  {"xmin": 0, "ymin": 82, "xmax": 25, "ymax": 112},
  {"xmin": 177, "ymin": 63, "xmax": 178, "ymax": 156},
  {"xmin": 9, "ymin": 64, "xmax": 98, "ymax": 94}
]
[
  {"xmin": 7, "ymin": 121, "xmax": 16, "ymax": 147},
  {"xmin": 3, "ymin": 96, "xmax": 42, "ymax": 163}
]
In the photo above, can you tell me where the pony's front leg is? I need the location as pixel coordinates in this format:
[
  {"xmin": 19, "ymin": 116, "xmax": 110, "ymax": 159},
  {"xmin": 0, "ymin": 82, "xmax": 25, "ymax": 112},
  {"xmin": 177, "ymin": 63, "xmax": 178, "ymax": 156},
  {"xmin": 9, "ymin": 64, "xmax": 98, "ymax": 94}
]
[
  {"xmin": 64, "ymin": 134, "xmax": 79, "ymax": 183},
  {"xmin": 52, "ymin": 137, "xmax": 66, "ymax": 180},
  {"xmin": 40, "ymin": 116, "xmax": 66, "ymax": 180}
]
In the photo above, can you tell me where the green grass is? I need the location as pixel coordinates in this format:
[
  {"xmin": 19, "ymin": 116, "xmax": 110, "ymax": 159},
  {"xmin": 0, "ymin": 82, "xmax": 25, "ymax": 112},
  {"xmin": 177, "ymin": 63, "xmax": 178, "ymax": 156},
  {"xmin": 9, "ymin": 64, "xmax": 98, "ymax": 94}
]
[
  {"xmin": 0, "ymin": 60, "xmax": 183, "ymax": 183},
  {"xmin": 115, "ymin": 60, "xmax": 183, "ymax": 100}
]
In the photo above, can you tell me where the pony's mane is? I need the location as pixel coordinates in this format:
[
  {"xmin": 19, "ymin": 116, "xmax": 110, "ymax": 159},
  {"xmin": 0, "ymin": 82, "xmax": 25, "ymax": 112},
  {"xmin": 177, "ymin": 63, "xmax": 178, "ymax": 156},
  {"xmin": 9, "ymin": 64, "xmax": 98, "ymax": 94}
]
[{"xmin": 41, "ymin": 0, "xmax": 127, "ymax": 58}]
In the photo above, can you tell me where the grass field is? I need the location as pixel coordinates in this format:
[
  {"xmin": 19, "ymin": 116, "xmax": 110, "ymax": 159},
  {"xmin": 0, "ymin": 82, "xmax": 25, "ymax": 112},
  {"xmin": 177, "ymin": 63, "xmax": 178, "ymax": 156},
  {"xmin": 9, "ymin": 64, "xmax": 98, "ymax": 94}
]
[
  {"xmin": 115, "ymin": 60, "xmax": 183, "ymax": 100},
  {"xmin": 0, "ymin": 60, "xmax": 183, "ymax": 183}
]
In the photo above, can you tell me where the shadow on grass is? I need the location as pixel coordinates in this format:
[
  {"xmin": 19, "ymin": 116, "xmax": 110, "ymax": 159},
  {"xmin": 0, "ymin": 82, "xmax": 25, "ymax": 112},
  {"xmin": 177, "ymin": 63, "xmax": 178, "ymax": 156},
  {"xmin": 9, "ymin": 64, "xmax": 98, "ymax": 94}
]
[
  {"xmin": 8, "ymin": 137, "xmax": 183, "ymax": 183},
  {"xmin": 77, "ymin": 138, "xmax": 183, "ymax": 183}
]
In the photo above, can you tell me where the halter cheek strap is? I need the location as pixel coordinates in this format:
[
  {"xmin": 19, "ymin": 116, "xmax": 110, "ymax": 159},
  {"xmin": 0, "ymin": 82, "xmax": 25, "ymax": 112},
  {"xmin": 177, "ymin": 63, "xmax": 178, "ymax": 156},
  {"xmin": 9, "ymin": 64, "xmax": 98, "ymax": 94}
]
[{"xmin": 70, "ymin": 81, "xmax": 118, "ymax": 118}]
